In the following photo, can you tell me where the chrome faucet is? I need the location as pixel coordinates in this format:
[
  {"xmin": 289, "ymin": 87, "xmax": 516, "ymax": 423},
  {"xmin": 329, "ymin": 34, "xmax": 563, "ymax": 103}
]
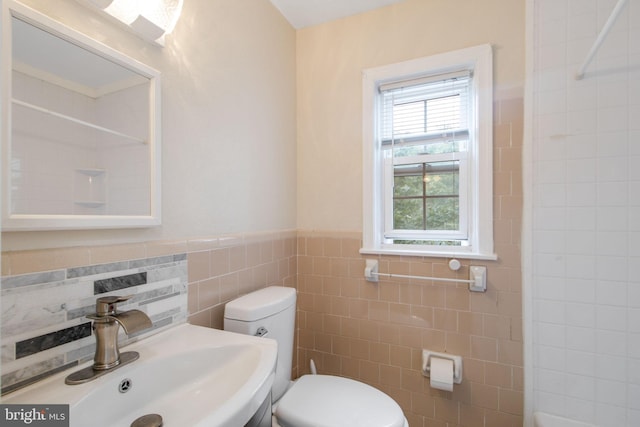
[{"xmin": 65, "ymin": 295, "xmax": 152, "ymax": 384}]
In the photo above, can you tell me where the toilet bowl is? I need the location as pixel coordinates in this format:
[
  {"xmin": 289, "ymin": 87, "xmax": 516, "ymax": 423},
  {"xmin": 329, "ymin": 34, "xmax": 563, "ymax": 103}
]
[
  {"xmin": 273, "ymin": 374, "xmax": 407, "ymax": 427},
  {"xmin": 224, "ymin": 286, "xmax": 409, "ymax": 427}
]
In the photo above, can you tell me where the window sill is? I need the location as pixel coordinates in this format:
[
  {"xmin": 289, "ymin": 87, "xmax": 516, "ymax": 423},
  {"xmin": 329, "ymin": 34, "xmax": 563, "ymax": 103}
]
[{"xmin": 359, "ymin": 246, "xmax": 498, "ymax": 261}]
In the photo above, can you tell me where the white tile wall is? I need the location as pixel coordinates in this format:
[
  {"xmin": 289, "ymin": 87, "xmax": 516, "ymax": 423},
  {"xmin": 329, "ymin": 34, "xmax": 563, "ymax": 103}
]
[
  {"xmin": 531, "ymin": 0, "xmax": 640, "ymax": 425},
  {"xmin": 11, "ymin": 72, "xmax": 149, "ymax": 216}
]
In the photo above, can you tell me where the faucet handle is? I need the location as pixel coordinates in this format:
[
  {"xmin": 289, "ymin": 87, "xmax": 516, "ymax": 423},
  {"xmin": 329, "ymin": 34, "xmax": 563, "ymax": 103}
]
[{"xmin": 96, "ymin": 295, "xmax": 134, "ymax": 316}]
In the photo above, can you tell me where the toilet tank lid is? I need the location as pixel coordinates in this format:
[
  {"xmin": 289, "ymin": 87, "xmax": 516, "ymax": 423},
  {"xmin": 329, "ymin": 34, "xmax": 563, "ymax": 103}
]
[{"xmin": 224, "ymin": 286, "xmax": 296, "ymax": 322}]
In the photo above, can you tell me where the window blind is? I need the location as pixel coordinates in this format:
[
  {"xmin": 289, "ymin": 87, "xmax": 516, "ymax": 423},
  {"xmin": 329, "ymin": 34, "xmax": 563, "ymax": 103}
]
[{"xmin": 379, "ymin": 70, "xmax": 471, "ymax": 148}]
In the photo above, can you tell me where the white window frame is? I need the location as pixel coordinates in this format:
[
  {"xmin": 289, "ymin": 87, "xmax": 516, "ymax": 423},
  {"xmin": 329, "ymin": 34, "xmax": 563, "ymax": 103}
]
[{"xmin": 361, "ymin": 44, "xmax": 496, "ymax": 260}]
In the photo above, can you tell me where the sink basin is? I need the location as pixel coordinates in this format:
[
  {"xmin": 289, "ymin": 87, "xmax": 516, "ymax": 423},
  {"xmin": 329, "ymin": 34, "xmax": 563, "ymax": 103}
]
[{"xmin": 2, "ymin": 324, "xmax": 277, "ymax": 427}]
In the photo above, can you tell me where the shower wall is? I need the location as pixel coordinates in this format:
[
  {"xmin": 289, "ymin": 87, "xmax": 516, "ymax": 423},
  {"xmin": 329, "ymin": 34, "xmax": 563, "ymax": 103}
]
[
  {"xmin": 529, "ymin": 0, "xmax": 640, "ymax": 425},
  {"xmin": 11, "ymin": 71, "xmax": 149, "ymax": 216}
]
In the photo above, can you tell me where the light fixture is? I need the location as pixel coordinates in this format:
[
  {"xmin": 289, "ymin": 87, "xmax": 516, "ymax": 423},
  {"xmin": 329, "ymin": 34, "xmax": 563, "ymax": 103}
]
[{"xmin": 79, "ymin": 0, "xmax": 183, "ymax": 46}]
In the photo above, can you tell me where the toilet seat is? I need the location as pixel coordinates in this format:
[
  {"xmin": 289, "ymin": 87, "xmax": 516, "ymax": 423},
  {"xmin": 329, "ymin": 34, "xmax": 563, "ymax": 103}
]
[{"xmin": 274, "ymin": 375, "xmax": 406, "ymax": 427}]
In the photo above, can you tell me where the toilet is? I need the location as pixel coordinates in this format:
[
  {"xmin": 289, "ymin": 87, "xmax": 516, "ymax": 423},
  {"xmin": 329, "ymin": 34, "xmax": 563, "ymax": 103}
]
[{"xmin": 224, "ymin": 286, "xmax": 409, "ymax": 427}]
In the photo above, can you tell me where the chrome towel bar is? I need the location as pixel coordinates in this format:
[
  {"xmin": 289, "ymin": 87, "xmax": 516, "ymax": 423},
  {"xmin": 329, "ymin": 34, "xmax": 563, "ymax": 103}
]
[{"xmin": 364, "ymin": 259, "xmax": 486, "ymax": 292}]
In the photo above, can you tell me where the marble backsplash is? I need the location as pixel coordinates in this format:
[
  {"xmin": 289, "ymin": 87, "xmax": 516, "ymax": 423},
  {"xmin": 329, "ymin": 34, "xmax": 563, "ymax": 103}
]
[{"xmin": 1, "ymin": 253, "xmax": 188, "ymax": 394}]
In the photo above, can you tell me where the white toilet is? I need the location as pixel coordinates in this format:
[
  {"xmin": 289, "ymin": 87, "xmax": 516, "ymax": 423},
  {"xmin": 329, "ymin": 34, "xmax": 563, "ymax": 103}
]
[{"xmin": 224, "ymin": 286, "xmax": 409, "ymax": 427}]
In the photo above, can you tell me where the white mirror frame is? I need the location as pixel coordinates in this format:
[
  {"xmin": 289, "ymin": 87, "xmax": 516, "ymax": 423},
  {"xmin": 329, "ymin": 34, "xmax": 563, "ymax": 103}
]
[{"xmin": 1, "ymin": 0, "xmax": 161, "ymax": 231}]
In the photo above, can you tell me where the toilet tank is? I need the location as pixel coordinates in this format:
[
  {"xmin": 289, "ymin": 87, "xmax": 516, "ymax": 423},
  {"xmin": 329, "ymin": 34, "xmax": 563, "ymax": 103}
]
[{"xmin": 224, "ymin": 286, "xmax": 296, "ymax": 402}]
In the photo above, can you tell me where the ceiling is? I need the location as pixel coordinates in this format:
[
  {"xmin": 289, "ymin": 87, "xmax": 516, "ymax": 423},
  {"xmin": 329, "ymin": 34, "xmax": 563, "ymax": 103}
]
[{"xmin": 269, "ymin": 0, "xmax": 405, "ymax": 29}]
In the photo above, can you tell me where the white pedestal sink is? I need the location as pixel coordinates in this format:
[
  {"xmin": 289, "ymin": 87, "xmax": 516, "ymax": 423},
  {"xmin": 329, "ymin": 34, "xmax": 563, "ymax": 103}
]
[{"xmin": 2, "ymin": 324, "xmax": 277, "ymax": 427}]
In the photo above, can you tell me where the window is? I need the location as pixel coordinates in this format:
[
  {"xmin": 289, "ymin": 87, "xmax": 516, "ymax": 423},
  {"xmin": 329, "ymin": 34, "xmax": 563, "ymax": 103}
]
[{"xmin": 361, "ymin": 45, "xmax": 495, "ymax": 259}]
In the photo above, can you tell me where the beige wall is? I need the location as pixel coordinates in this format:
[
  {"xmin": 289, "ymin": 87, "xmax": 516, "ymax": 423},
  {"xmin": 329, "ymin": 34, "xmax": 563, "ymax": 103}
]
[
  {"xmin": 295, "ymin": 0, "xmax": 525, "ymax": 426},
  {"xmin": 2, "ymin": 0, "xmax": 297, "ymax": 251},
  {"xmin": 296, "ymin": 0, "xmax": 524, "ymax": 231}
]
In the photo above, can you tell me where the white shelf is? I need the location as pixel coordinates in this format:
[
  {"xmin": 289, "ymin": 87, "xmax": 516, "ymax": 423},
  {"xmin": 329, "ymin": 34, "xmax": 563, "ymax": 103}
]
[
  {"xmin": 12, "ymin": 98, "xmax": 146, "ymax": 144},
  {"xmin": 74, "ymin": 201, "xmax": 106, "ymax": 208},
  {"xmin": 74, "ymin": 169, "xmax": 107, "ymax": 209},
  {"xmin": 75, "ymin": 168, "xmax": 106, "ymax": 177}
]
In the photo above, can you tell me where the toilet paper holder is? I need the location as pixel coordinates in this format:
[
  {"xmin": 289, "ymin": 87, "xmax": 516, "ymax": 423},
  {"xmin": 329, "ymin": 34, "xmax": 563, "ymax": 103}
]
[{"xmin": 422, "ymin": 350, "xmax": 463, "ymax": 384}]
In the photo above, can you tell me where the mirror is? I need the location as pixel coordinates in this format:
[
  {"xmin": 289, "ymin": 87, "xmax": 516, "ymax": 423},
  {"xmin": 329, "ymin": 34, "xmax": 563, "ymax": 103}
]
[{"xmin": 2, "ymin": 1, "xmax": 161, "ymax": 230}]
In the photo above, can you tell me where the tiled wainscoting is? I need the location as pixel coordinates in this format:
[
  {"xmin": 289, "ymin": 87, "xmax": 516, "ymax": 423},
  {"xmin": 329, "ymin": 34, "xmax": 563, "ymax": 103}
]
[
  {"xmin": 0, "ymin": 230, "xmax": 298, "ymax": 394},
  {"xmin": 2, "ymin": 220, "xmax": 521, "ymax": 426},
  {"xmin": 184, "ymin": 232, "xmax": 297, "ymax": 331},
  {"xmin": 296, "ymin": 232, "xmax": 523, "ymax": 427}
]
